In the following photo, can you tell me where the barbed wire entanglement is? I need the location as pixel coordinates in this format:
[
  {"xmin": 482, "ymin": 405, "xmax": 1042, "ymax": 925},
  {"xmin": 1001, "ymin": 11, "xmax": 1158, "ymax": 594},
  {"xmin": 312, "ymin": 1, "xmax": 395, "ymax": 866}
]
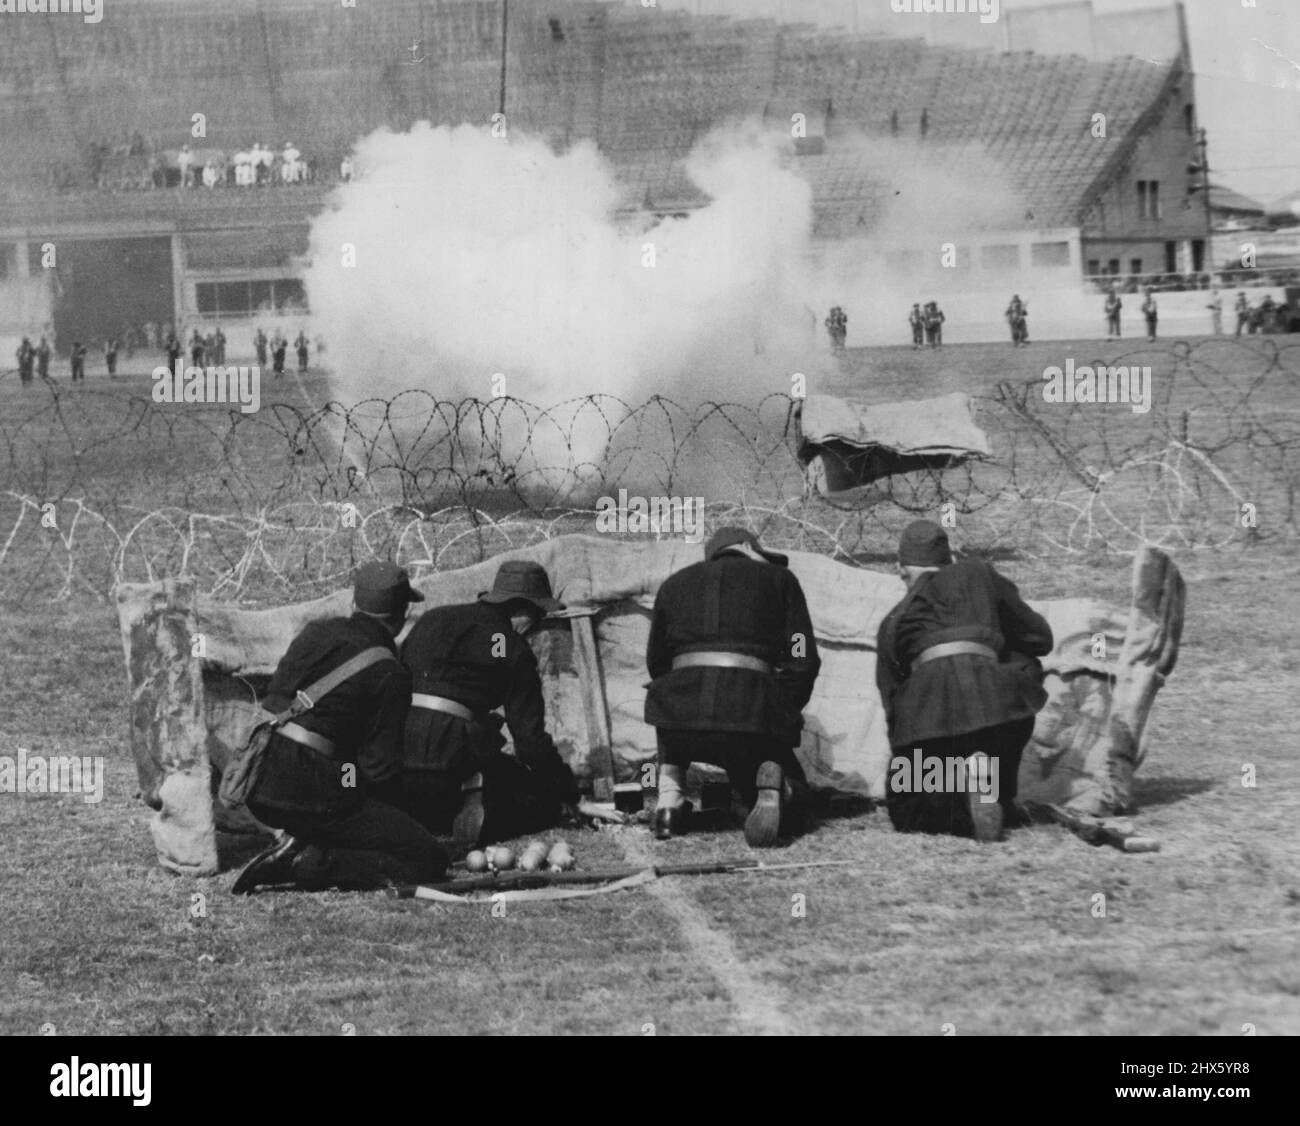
[{"xmin": 2, "ymin": 338, "xmax": 1296, "ymax": 603}]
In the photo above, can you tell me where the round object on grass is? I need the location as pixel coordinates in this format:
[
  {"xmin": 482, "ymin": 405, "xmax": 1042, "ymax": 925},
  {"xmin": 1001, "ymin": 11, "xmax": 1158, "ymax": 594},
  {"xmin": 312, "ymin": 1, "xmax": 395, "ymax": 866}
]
[
  {"xmin": 519, "ymin": 842, "xmax": 548, "ymax": 871},
  {"xmin": 465, "ymin": 850, "xmax": 489, "ymax": 873},
  {"xmin": 488, "ymin": 846, "xmax": 516, "ymax": 871},
  {"xmin": 547, "ymin": 841, "xmax": 575, "ymax": 871}
]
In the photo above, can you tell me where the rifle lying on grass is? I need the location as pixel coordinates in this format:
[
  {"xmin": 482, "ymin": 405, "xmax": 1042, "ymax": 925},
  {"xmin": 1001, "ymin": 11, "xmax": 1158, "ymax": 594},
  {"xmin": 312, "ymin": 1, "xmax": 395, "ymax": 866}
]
[
  {"xmin": 1038, "ymin": 803, "xmax": 1161, "ymax": 853},
  {"xmin": 389, "ymin": 858, "xmax": 866, "ymax": 900}
]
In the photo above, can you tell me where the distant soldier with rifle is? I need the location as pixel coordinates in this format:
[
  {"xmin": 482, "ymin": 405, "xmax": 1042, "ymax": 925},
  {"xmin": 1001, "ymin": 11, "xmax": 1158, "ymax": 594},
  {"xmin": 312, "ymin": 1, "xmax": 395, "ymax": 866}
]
[
  {"xmin": 390, "ymin": 561, "xmax": 580, "ymax": 850},
  {"xmin": 232, "ymin": 562, "xmax": 448, "ymax": 894},
  {"xmin": 875, "ymin": 520, "xmax": 1053, "ymax": 841},
  {"xmin": 1104, "ymin": 288, "xmax": 1122, "ymax": 339},
  {"xmin": 645, "ymin": 527, "xmax": 821, "ymax": 847},
  {"xmin": 15, "ymin": 337, "xmax": 34, "ymax": 385}
]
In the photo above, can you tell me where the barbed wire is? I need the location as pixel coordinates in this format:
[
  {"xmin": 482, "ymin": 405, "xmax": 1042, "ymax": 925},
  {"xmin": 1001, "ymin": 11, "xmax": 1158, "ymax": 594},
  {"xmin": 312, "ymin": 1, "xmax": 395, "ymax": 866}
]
[{"xmin": 1, "ymin": 338, "xmax": 1295, "ymax": 603}]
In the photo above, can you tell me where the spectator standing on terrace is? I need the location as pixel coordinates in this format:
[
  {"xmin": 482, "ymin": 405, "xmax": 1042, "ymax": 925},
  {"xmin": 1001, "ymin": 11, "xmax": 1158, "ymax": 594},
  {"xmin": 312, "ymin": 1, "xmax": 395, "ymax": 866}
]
[
  {"xmin": 177, "ymin": 144, "xmax": 195, "ymax": 188},
  {"xmin": 36, "ymin": 336, "xmax": 51, "ymax": 381},
  {"xmin": 202, "ymin": 161, "xmax": 219, "ymax": 189},
  {"xmin": 875, "ymin": 520, "xmax": 1053, "ymax": 842},
  {"xmin": 1141, "ymin": 288, "xmax": 1158, "ymax": 341},
  {"xmin": 1235, "ymin": 292, "xmax": 1250, "ymax": 336},
  {"xmin": 70, "ymin": 342, "xmax": 87, "ymax": 383},
  {"xmin": 1207, "ymin": 288, "xmax": 1223, "ymax": 335},
  {"xmin": 281, "ymin": 142, "xmax": 303, "ymax": 185},
  {"xmin": 104, "ymin": 338, "xmax": 119, "ymax": 377},
  {"xmin": 1105, "ymin": 289, "xmax": 1122, "ymax": 339},
  {"xmin": 909, "ymin": 303, "xmax": 924, "ymax": 348},
  {"xmin": 295, "ymin": 331, "xmax": 310, "ymax": 373},
  {"xmin": 16, "ymin": 337, "xmax": 34, "ymax": 385},
  {"xmin": 256, "ymin": 142, "xmax": 274, "ymax": 185},
  {"xmin": 234, "ymin": 148, "xmax": 254, "ymax": 187}
]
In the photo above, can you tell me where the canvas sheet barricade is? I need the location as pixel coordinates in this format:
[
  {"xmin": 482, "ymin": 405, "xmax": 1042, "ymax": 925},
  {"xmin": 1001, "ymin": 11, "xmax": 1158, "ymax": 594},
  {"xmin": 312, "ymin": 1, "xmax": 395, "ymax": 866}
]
[
  {"xmin": 115, "ymin": 537, "xmax": 1183, "ymax": 875},
  {"xmin": 797, "ymin": 392, "xmax": 993, "ymax": 497}
]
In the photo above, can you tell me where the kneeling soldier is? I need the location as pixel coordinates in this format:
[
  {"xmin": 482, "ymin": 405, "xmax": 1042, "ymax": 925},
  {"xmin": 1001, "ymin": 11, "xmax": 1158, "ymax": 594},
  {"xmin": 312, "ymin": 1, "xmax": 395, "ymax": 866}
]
[
  {"xmin": 875, "ymin": 521, "xmax": 1053, "ymax": 841},
  {"xmin": 392, "ymin": 561, "xmax": 579, "ymax": 849},
  {"xmin": 233, "ymin": 563, "xmax": 448, "ymax": 893},
  {"xmin": 646, "ymin": 527, "xmax": 821, "ymax": 847}
]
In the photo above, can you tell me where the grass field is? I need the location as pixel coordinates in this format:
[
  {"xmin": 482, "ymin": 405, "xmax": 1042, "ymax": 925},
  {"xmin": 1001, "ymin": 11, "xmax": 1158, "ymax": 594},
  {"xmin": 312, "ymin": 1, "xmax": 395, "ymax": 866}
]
[{"xmin": 2, "ymin": 339, "xmax": 1298, "ymax": 1036}]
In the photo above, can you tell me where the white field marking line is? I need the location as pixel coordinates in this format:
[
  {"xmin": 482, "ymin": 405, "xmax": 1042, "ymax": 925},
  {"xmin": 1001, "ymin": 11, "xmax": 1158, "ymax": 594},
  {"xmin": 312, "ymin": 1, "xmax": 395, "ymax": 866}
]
[
  {"xmin": 290, "ymin": 366, "xmax": 367, "ymax": 478},
  {"xmin": 618, "ymin": 830, "xmax": 796, "ymax": 1036}
]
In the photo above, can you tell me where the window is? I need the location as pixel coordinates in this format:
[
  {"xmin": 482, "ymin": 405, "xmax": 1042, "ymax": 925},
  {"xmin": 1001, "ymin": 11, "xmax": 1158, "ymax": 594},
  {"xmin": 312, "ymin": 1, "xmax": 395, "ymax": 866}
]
[
  {"xmin": 1131, "ymin": 258, "xmax": 1143, "ymax": 276},
  {"xmin": 195, "ymin": 279, "xmax": 307, "ymax": 317},
  {"xmin": 1031, "ymin": 241, "xmax": 1070, "ymax": 268},
  {"xmin": 1108, "ymin": 259, "xmax": 1120, "ymax": 275},
  {"xmin": 1137, "ymin": 181, "xmax": 1148, "ymax": 218},
  {"xmin": 1087, "ymin": 259, "xmax": 1101, "ymax": 276},
  {"xmin": 1137, "ymin": 180, "xmax": 1162, "ymax": 219},
  {"xmin": 981, "ymin": 244, "xmax": 1020, "ymax": 270},
  {"xmin": 1164, "ymin": 242, "xmax": 1178, "ymax": 273},
  {"xmin": 1185, "ymin": 104, "xmax": 1195, "ymax": 136}
]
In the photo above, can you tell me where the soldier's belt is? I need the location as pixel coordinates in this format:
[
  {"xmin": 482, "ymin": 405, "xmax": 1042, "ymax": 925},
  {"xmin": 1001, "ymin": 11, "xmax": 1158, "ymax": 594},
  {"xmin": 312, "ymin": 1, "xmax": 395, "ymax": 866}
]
[
  {"xmin": 913, "ymin": 641, "xmax": 998, "ymax": 667},
  {"xmin": 672, "ymin": 651, "xmax": 773, "ymax": 674},
  {"xmin": 411, "ymin": 693, "xmax": 474, "ymax": 721},
  {"xmin": 278, "ymin": 722, "xmax": 336, "ymax": 755}
]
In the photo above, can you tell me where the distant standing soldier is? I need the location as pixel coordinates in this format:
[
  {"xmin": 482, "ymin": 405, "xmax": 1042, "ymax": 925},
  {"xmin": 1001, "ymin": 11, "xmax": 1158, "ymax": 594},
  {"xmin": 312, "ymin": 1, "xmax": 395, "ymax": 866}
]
[
  {"xmin": 104, "ymin": 337, "xmax": 119, "ymax": 376},
  {"xmin": 272, "ymin": 334, "xmax": 288, "ymax": 376},
  {"xmin": 1104, "ymin": 289, "xmax": 1123, "ymax": 339},
  {"xmin": 393, "ymin": 561, "xmax": 579, "ymax": 849},
  {"xmin": 254, "ymin": 327, "xmax": 269, "ymax": 368},
  {"xmin": 927, "ymin": 301, "xmax": 946, "ymax": 348},
  {"xmin": 875, "ymin": 520, "xmax": 1054, "ymax": 841},
  {"xmin": 295, "ymin": 330, "xmax": 310, "ymax": 373},
  {"xmin": 213, "ymin": 326, "xmax": 227, "ymax": 365},
  {"xmin": 16, "ymin": 337, "xmax": 34, "ymax": 385},
  {"xmin": 189, "ymin": 329, "xmax": 206, "ymax": 367},
  {"xmin": 825, "ymin": 306, "xmax": 847, "ymax": 351},
  {"xmin": 36, "ymin": 336, "xmax": 51, "ymax": 380},
  {"xmin": 166, "ymin": 333, "xmax": 183, "ymax": 376},
  {"xmin": 70, "ymin": 341, "xmax": 87, "ymax": 383},
  {"xmin": 1234, "ymin": 292, "xmax": 1250, "ymax": 336},
  {"xmin": 1141, "ymin": 287, "xmax": 1158, "ymax": 341},
  {"xmin": 1005, "ymin": 294, "xmax": 1028, "ymax": 346},
  {"xmin": 1206, "ymin": 288, "xmax": 1223, "ymax": 335},
  {"xmin": 908, "ymin": 303, "xmax": 924, "ymax": 348},
  {"xmin": 645, "ymin": 527, "xmax": 821, "ymax": 847},
  {"xmin": 232, "ymin": 562, "xmax": 449, "ymax": 894}
]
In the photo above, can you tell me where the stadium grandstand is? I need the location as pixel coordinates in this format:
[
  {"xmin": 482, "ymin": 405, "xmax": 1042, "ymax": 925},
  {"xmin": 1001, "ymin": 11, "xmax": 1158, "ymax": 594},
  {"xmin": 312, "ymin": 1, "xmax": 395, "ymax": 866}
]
[{"xmin": 0, "ymin": 0, "xmax": 1279, "ymax": 354}]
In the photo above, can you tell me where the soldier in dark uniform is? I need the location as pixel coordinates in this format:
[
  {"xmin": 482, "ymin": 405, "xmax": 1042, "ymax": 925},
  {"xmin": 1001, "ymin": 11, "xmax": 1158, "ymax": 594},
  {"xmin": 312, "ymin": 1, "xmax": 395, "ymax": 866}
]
[
  {"xmin": 70, "ymin": 341, "xmax": 87, "ymax": 382},
  {"xmin": 1006, "ymin": 294, "xmax": 1028, "ymax": 346},
  {"xmin": 295, "ymin": 330, "xmax": 310, "ymax": 373},
  {"xmin": 908, "ymin": 303, "xmax": 924, "ymax": 348},
  {"xmin": 1234, "ymin": 292, "xmax": 1250, "ymax": 336},
  {"xmin": 645, "ymin": 527, "xmax": 821, "ymax": 847},
  {"xmin": 233, "ymin": 562, "xmax": 448, "ymax": 893},
  {"xmin": 104, "ymin": 338, "xmax": 119, "ymax": 376},
  {"xmin": 1105, "ymin": 289, "xmax": 1123, "ymax": 339},
  {"xmin": 35, "ymin": 336, "xmax": 51, "ymax": 381},
  {"xmin": 254, "ymin": 327, "xmax": 269, "ymax": 367},
  {"xmin": 165, "ymin": 333, "xmax": 183, "ymax": 377},
  {"xmin": 391, "ymin": 561, "xmax": 579, "ymax": 849},
  {"xmin": 272, "ymin": 334, "xmax": 288, "ymax": 376},
  {"xmin": 213, "ymin": 326, "xmax": 227, "ymax": 365},
  {"xmin": 1141, "ymin": 287, "xmax": 1158, "ymax": 341},
  {"xmin": 874, "ymin": 521, "xmax": 1053, "ymax": 841},
  {"xmin": 189, "ymin": 329, "xmax": 206, "ymax": 367},
  {"xmin": 16, "ymin": 337, "xmax": 34, "ymax": 385},
  {"xmin": 927, "ymin": 301, "xmax": 946, "ymax": 347}
]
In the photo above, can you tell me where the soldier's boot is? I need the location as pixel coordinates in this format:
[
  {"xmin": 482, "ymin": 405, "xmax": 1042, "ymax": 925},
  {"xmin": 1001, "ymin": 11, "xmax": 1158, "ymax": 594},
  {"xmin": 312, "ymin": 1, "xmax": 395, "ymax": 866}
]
[
  {"xmin": 964, "ymin": 753, "xmax": 1004, "ymax": 843},
  {"xmin": 231, "ymin": 834, "xmax": 308, "ymax": 894},
  {"xmin": 452, "ymin": 772, "xmax": 485, "ymax": 852},
  {"xmin": 744, "ymin": 761, "xmax": 785, "ymax": 848},
  {"xmin": 653, "ymin": 764, "xmax": 691, "ymax": 841}
]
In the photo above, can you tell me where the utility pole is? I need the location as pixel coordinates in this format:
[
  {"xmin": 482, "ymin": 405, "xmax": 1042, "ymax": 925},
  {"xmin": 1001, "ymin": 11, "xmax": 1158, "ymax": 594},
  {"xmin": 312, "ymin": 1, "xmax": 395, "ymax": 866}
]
[
  {"xmin": 499, "ymin": 0, "xmax": 509, "ymax": 119},
  {"xmin": 1197, "ymin": 127, "xmax": 1213, "ymax": 277}
]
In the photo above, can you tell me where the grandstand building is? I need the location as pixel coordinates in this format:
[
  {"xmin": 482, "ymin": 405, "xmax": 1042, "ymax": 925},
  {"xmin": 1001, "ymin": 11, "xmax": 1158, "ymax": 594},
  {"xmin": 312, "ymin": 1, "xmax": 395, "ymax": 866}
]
[{"xmin": 0, "ymin": 0, "xmax": 1222, "ymax": 354}]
